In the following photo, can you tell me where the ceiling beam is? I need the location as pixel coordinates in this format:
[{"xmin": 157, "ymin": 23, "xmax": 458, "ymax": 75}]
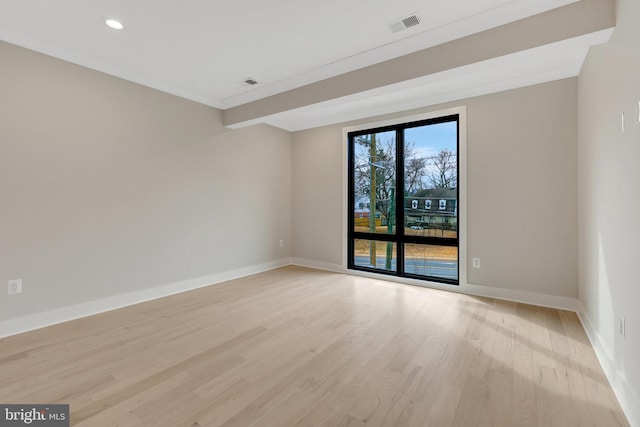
[{"xmin": 223, "ymin": 0, "xmax": 614, "ymax": 129}]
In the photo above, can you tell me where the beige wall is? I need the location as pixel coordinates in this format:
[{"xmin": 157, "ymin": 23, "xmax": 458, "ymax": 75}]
[
  {"xmin": 0, "ymin": 41, "xmax": 292, "ymax": 321},
  {"xmin": 577, "ymin": 0, "xmax": 640, "ymax": 422},
  {"xmin": 291, "ymin": 126, "xmax": 345, "ymax": 267},
  {"xmin": 292, "ymin": 78, "xmax": 578, "ymax": 298}
]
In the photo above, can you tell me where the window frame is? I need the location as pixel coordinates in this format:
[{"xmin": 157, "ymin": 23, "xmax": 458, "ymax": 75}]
[{"xmin": 347, "ymin": 114, "xmax": 460, "ymax": 285}]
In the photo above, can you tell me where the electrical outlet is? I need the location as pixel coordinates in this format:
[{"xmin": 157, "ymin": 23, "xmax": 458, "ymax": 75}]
[
  {"xmin": 279, "ymin": 239, "xmax": 284, "ymax": 248},
  {"xmin": 472, "ymin": 258, "xmax": 481, "ymax": 268},
  {"xmin": 618, "ymin": 315, "xmax": 625, "ymax": 338},
  {"xmin": 8, "ymin": 279, "xmax": 22, "ymax": 295}
]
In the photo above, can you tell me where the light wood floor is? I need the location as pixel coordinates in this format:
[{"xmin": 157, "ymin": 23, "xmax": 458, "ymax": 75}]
[{"xmin": 0, "ymin": 266, "xmax": 629, "ymax": 427}]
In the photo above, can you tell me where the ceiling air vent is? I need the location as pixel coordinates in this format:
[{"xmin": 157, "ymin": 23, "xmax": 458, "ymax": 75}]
[
  {"xmin": 402, "ymin": 15, "xmax": 420, "ymax": 29},
  {"xmin": 243, "ymin": 77, "xmax": 259, "ymax": 86},
  {"xmin": 387, "ymin": 13, "xmax": 420, "ymax": 33}
]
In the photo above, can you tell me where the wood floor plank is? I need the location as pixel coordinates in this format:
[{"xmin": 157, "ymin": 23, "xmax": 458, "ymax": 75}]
[{"xmin": 0, "ymin": 266, "xmax": 629, "ymax": 426}]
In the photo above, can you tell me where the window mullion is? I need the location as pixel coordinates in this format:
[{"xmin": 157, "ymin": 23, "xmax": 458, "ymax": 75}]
[{"xmin": 396, "ymin": 127, "xmax": 404, "ymax": 276}]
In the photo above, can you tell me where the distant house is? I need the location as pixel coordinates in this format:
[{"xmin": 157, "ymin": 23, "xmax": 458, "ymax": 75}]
[
  {"xmin": 353, "ymin": 195, "xmax": 382, "ymax": 227},
  {"xmin": 405, "ymin": 188, "xmax": 457, "ymax": 230}
]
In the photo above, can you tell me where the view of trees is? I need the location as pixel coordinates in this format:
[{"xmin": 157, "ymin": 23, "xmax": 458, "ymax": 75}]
[
  {"xmin": 353, "ymin": 133, "xmax": 395, "ymax": 267},
  {"xmin": 353, "ymin": 131, "xmax": 457, "ymax": 269},
  {"xmin": 426, "ymin": 149, "xmax": 456, "ymax": 189},
  {"xmin": 350, "ymin": 118, "xmax": 459, "ymax": 283},
  {"xmin": 353, "ymin": 133, "xmax": 396, "ymax": 232},
  {"xmin": 354, "ymin": 134, "xmax": 457, "ymax": 225}
]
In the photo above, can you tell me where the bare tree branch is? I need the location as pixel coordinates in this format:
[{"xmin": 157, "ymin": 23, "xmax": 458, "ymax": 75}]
[{"xmin": 427, "ymin": 149, "xmax": 457, "ymax": 189}]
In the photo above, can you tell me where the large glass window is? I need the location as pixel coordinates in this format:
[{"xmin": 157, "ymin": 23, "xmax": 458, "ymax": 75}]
[{"xmin": 348, "ymin": 115, "xmax": 459, "ymax": 284}]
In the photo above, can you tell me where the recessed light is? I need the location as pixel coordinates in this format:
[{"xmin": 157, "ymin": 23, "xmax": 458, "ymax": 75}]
[{"xmin": 104, "ymin": 18, "xmax": 124, "ymax": 30}]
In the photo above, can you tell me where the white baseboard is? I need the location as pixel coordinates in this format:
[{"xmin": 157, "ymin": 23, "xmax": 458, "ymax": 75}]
[
  {"xmin": 290, "ymin": 257, "xmax": 344, "ymax": 273},
  {"xmin": 576, "ymin": 302, "xmax": 640, "ymax": 427},
  {"xmin": 0, "ymin": 258, "xmax": 292, "ymax": 339},
  {"xmin": 290, "ymin": 259, "xmax": 579, "ymax": 312},
  {"xmin": 463, "ymin": 282, "xmax": 579, "ymax": 312}
]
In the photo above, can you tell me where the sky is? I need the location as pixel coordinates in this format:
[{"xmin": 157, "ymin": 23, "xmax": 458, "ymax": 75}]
[
  {"xmin": 353, "ymin": 119, "xmax": 458, "ymax": 169},
  {"xmin": 404, "ymin": 121, "xmax": 457, "ymax": 160},
  {"xmin": 356, "ymin": 120, "xmax": 457, "ymax": 158}
]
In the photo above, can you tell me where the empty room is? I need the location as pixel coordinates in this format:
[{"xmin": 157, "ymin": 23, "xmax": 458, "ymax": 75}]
[{"xmin": 0, "ymin": 0, "xmax": 638, "ymax": 426}]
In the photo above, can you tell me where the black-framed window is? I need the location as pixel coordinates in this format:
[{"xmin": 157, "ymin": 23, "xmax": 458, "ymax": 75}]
[{"xmin": 347, "ymin": 114, "xmax": 459, "ymax": 285}]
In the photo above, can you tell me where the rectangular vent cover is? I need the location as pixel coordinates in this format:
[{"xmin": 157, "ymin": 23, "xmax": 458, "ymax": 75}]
[
  {"xmin": 402, "ymin": 15, "xmax": 420, "ymax": 28},
  {"xmin": 387, "ymin": 13, "xmax": 421, "ymax": 33}
]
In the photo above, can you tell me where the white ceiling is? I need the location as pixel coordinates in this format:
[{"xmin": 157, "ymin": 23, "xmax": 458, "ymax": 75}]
[{"xmin": 0, "ymin": 0, "xmax": 608, "ymax": 130}]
